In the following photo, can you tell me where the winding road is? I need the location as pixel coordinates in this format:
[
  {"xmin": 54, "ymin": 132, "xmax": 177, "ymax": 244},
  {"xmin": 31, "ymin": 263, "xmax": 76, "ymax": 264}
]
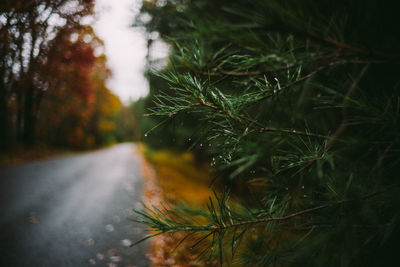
[{"xmin": 0, "ymin": 143, "xmax": 149, "ymax": 267}]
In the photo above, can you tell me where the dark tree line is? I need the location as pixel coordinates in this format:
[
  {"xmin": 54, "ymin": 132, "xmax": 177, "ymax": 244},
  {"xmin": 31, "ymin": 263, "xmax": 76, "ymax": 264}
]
[{"xmin": 0, "ymin": 0, "xmax": 94, "ymax": 149}]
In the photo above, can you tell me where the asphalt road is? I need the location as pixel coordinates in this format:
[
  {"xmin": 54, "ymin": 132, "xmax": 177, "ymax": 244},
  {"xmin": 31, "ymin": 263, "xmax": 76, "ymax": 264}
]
[{"xmin": 0, "ymin": 143, "xmax": 149, "ymax": 267}]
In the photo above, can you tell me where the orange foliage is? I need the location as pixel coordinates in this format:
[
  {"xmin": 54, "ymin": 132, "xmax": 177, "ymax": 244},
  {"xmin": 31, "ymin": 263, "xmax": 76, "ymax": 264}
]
[{"xmin": 37, "ymin": 27, "xmax": 122, "ymax": 149}]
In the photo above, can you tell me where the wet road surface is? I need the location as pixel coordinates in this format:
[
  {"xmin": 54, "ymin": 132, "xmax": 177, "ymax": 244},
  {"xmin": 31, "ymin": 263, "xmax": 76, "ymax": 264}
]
[{"xmin": 0, "ymin": 143, "xmax": 149, "ymax": 267}]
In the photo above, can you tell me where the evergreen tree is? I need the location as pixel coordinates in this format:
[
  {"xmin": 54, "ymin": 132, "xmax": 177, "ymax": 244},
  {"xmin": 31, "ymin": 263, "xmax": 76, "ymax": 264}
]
[{"xmin": 135, "ymin": 0, "xmax": 400, "ymax": 265}]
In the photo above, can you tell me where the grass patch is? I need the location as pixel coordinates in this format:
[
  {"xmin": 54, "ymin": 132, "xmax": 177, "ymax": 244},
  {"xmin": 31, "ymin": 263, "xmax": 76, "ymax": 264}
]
[{"xmin": 142, "ymin": 146, "xmax": 212, "ymax": 205}]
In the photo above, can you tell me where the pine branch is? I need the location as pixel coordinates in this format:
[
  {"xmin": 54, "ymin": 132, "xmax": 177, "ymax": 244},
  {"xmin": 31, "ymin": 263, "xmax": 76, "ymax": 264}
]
[
  {"xmin": 135, "ymin": 184, "xmax": 398, "ymax": 234},
  {"xmin": 325, "ymin": 63, "xmax": 370, "ymax": 149},
  {"xmin": 287, "ymin": 23, "xmax": 370, "ymax": 55},
  {"xmin": 370, "ymin": 138, "xmax": 399, "ymax": 172},
  {"xmin": 198, "ymin": 97, "xmax": 328, "ymax": 139},
  {"xmin": 138, "ymin": 1, "xmax": 400, "ymax": 264}
]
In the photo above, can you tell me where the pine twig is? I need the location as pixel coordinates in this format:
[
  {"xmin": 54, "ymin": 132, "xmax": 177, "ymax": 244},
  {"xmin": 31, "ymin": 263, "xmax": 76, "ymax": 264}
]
[
  {"xmin": 207, "ymin": 185, "xmax": 398, "ymax": 231},
  {"xmin": 325, "ymin": 63, "xmax": 370, "ymax": 149},
  {"xmin": 198, "ymin": 98, "xmax": 328, "ymax": 139}
]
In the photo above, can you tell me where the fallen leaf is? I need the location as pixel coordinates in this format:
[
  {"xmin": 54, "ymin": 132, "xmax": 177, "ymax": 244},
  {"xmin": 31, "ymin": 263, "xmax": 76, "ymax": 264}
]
[
  {"xmin": 86, "ymin": 238, "xmax": 95, "ymax": 246},
  {"xmin": 110, "ymin": 255, "xmax": 122, "ymax": 262},
  {"xmin": 105, "ymin": 224, "xmax": 114, "ymax": 232},
  {"xmin": 107, "ymin": 248, "xmax": 117, "ymax": 256},
  {"xmin": 28, "ymin": 212, "xmax": 38, "ymax": 224},
  {"xmin": 97, "ymin": 253, "xmax": 105, "ymax": 260}
]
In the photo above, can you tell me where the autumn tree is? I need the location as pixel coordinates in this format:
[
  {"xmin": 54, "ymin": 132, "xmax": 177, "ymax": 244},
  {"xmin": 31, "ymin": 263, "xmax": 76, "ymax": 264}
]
[
  {"xmin": 87, "ymin": 54, "xmax": 122, "ymax": 147},
  {"xmin": 36, "ymin": 26, "xmax": 122, "ymax": 149},
  {"xmin": 0, "ymin": 0, "xmax": 94, "ymax": 149},
  {"xmin": 135, "ymin": 0, "xmax": 400, "ymax": 266}
]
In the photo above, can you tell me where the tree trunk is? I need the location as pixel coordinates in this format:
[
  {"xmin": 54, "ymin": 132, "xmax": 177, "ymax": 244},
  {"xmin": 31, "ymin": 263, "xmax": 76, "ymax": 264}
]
[
  {"xmin": 16, "ymin": 88, "xmax": 23, "ymax": 142},
  {"xmin": 23, "ymin": 84, "xmax": 36, "ymax": 146},
  {"xmin": 0, "ymin": 84, "xmax": 7, "ymax": 151}
]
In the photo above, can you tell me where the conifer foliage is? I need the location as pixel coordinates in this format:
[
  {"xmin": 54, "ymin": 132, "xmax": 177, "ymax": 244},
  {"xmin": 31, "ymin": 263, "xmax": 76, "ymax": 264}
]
[{"xmin": 135, "ymin": 0, "xmax": 400, "ymax": 265}]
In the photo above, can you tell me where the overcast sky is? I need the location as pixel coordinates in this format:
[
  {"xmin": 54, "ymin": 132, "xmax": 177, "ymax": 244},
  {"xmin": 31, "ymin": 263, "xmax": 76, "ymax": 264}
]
[{"xmin": 93, "ymin": 0, "xmax": 149, "ymax": 104}]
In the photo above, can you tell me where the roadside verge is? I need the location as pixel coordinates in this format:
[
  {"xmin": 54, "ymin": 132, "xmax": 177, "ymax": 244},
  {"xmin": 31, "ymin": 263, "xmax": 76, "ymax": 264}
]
[{"xmin": 137, "ymin": 144, "xmax": 212, "ymax": 266}]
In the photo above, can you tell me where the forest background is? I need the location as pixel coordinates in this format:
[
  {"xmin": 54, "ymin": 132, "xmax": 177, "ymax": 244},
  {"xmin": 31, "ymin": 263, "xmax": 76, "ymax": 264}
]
[{"xmin": 0, "ymin": 0, "xmax": 138, "ymax": 160}]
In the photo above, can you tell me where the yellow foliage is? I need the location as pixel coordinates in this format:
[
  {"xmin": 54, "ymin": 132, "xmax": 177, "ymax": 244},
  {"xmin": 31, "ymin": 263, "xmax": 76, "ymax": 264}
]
[
  {"xmin": 138, "ymin": 144, "xmax": 213, "ymax": 266},
  {"xmin": 98, "ymin": 120, "xmax": 115, "ymax": 133},
  {"xmin": 143, "ymin": 147, "xmax": 211, "ymax": 205},
  {"xmin": 85, "ymin": 135, "xmax": 96, "ymax": 147}
]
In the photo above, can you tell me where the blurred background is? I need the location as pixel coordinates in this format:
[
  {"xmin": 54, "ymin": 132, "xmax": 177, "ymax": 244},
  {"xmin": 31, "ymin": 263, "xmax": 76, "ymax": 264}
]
[{"xmin": 0, "ymin": 0, "xmax": 170, "ymax": 162}]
